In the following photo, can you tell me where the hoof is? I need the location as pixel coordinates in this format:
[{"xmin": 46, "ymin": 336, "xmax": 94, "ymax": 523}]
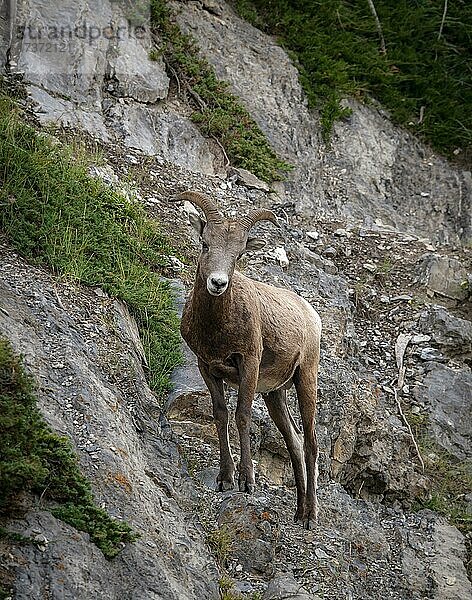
[
  {"xmin": 238, "ymin": 478, "xmax": 255, "ymax": 494},
  {"xmin": 294, "ymin": 506, "xmax": 318, "ymax": 529},
  {"xmin": 217, "ymin": 480, "xmax": 235, "ymax": 492},
  {"xmin": 303, "ymin": 516, "xmax": 316, "ymax": 530},
  {"xmin": 294, "ymin": 508, "xmax": 304, "ymax": 523},
  {"xmin": 217, "ymin": 473, "xmax": 235, "ymax": 492}
]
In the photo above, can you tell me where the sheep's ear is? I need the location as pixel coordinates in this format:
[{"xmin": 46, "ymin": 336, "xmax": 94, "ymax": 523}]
[
  {"xmin": 188, "ymin": 213, "xmax": 206, "ymax": 237},
  {"xmin": 245, "ymin": 237, "xmax": 266, "ymax": 252}
]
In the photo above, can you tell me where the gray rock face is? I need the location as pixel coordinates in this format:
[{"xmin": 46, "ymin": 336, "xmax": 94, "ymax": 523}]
[
  {"xmin": 316, "ymin": 486, "xmax": 471, "ymax": 600},
  {"xmin": 328, "ymin": 102, "xmax": 472, "ymax": 245},
  {"xmin": 321, "ymin": 357, "xmax": 428, "ymax": 502},
  {"xmin": 413, "ymin": 363, "xmax": 472, "ymax": 460},
  {"xmin": 10, "ymin": 0, "xmax": 166, "ymax": 104},
  {"xmin": 172, "ymin": 0, "xmax": 471, "ymax": 245},
  {"xmin": 0, "ymin": 245, "xmax": 219, "ymax": 600},
  {"xmin": 416, "ymin": 253, "xmax": 470, "ymax": 301},
  {"xmin": 418, "ymin": 306, "xmax": 472, "ymax": 356},
  {"xmin": 429, "ymin": 518, "xmax": 472, "ymax": 600},
  {"xmin": 1, "ymin": 0, "xmax": 219, "ymax": 174},
  {"xmin": 172, "ymin": 0, "xmax": 326, "ymax": 215}
]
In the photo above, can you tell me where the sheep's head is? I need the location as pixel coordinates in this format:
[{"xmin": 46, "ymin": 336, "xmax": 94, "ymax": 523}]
[{"xmin": 174, "ymin": 191, "xmax": 279, "ymax": 296}]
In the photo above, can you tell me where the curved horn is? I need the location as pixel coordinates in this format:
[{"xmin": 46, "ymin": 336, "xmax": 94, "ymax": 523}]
[
  {"xmin": 173, "ymin": 190, "xmax": 222, "ymax": 224},
  {"xmin": 239, "ymin": 208, "xmax": 280, "ymax": 231}
]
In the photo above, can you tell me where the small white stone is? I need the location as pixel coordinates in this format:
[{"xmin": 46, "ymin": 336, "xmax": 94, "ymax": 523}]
[
  {"xmin": 420, "ymin": 347, "xmax": 442, "ymax": 361},
  {"xmin": 391, "ymin": 295, "xmax": 413, "ymax": 302},
  {"xmin": 363, "ymin": 263, "xmax": 377, "ymax": 273},
  {"xmin": 315, "ymin": 548, "xmax": 330, "ymax": 559},
  {"xmin": 411, "ymin": 334, "xmax": 431, "ymax": 344},
  {"xmin": 273, "ymin": 247, "xmax": 289, "ymax": 268}
]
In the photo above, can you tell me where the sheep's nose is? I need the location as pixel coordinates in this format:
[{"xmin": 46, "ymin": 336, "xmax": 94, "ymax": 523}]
[
  {"xmin": 207, "ymin": 273, "xmax": 229, "ymax": 295},
  {"xmin": 210, "ymin": 276, "xmax": 227, "ymax": 289}
]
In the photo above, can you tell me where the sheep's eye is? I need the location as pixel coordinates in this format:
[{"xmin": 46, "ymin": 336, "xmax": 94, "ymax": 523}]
[{"xmin": 202, "ymin": 242, "xmax": 209, "ymax": 253}]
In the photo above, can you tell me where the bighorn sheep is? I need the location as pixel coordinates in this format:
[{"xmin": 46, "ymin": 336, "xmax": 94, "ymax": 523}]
[{"xmin": 173, "ymin": 190, "xmax": 322, "ymax": 528}]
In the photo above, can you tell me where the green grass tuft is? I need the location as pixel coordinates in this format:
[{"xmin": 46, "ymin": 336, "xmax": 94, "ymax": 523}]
[
  {"xmin": 233, "ymin": 0, "xmax": 471, "ymax": 158},
  {"xmin": 0, "ymin": 94, "xmax": 181, "ymax": 395},
  {"xmin": 207, "ymin": 525, "xmax": 233, "ymax": 569},
  {"xmin": 0, "ymin": 339, "xmax": 137, "ymax": 558},
  {"xmin": 417, "ymin": 436, "xmax": 472, "ymax": 533},
  {"xmin": 0, "ymin": 586, "xmax": 11, "ymax": 600},
  {"xmin": 150, "ymin": 0, "xmax": 291, "ymax": 182}
]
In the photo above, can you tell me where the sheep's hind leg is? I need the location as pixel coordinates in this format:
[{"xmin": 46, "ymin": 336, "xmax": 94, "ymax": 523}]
[
  {"xmin": 198, "ymin": 359, "xmax": 235, "ymax": 491},
  {"xmin": 262, "ymin": 389, "xmax": 307, "ymax": 522},
  {"xmin": 293, "ymin": 365, "xmax": 319, "ymax": 529}
]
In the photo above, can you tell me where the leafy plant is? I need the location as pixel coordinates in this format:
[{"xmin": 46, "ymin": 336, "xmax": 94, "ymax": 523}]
[
  {"xmin": 0, "ymin": 339, "xmax": 137, "ymax": 558},
  {"xmin": 233, "ymin": 0, "xmax": 472, "ymax": 158},
  {"xmin": 0, "ymin": 585, "xmax": 12, "ymax": 600}
]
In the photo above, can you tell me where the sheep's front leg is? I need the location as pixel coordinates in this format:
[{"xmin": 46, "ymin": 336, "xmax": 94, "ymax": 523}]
[
  {"xmin": 235, "ymin": 356, "xmax": 259, "ymax": 493},
  {"xmin": 198, "ymin": 359, "xmax": 235, "ymax": 491}
]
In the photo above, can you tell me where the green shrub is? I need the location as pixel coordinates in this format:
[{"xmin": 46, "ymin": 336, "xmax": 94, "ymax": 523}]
[
  {"xmin": 52, "ymin": 503, "xmax": 136, "ymax": 559},
  {"xmin": 0, "ymin": 339, "xmax": 48, "ymax": 502},
  {"xmin": 234, "ymin": 0, "xmax": 471, "ymax": 158},
  {"xmin": 0, "ymin": 339, "xmax": 137, "ymax": 558}
]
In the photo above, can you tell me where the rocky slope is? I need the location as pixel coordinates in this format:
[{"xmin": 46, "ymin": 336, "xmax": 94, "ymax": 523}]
[
  {"xmin": 1, "ymin": 1, "xmax": 471, "ymax": 599},
  {"xmin": 0, "ymin": 244, "xmax": 219, "ymax": 600}
]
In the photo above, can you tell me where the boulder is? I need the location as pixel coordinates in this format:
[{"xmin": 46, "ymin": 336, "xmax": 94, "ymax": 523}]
[
  {"xmin": 413, "ymin": 363, "xmax": 472, "ymax": 460},
  {"xmin": 416, "ymin": 254, "xmax": 470, "ymax": 301},
  {"xmin": 263, "ymin": 573, "xmax": 317, "ymax": 600},
  {"xmin": 418, "ymin": 305, "xmax": 472, "ymax": 356},
  {"xmin": 230, "ymin": 167, "xmax": 270, "ymax": 191},
  {"xmin": 217, "ymin": 493, "xmax": 279, "ymax": 575}
]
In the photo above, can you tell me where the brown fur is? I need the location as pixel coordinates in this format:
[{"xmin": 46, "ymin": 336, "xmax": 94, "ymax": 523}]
[{"xmin": 177, "ymin": 193, "xmax": 322, "ymax": 528}]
